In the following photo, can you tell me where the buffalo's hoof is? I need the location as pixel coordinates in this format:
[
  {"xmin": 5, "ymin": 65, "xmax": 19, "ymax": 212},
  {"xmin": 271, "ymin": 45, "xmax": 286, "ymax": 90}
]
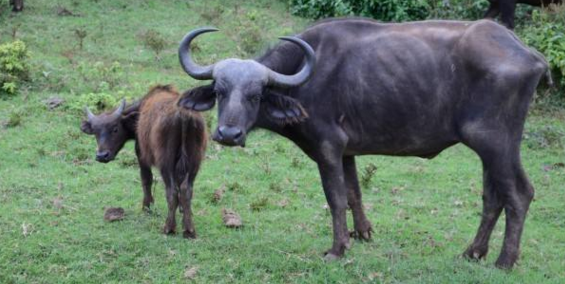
[
  {"xmin": 463, "ymin": 246, "xmax": 488, "ymax": 261},
  {"xmin": 183, "ymin": 230, "xmax": 197, "ymax": 239},
  {"xmin": 350, "ymin": 227, "xmax": 372, "ymax": 241}
]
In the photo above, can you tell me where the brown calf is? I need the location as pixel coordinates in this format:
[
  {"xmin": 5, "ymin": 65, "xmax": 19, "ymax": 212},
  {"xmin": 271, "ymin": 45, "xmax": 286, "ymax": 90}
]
[{"xmin": 81, "ymin": 85, "xmax": 207, "ymax": 238}]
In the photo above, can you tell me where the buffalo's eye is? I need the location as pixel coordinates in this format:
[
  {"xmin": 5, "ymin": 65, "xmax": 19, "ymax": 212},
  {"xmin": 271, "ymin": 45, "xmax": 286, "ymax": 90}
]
[
  {"xmin": 215, "ymin": 90, "xmax": 225, "ymax": 100},
  {"xmin": 112, "ymin": 126, "xmax": 119, "ymax": 133},
  {"xmin": 248, "ymin": 94, "xmax": 261, "ymax": 103}
]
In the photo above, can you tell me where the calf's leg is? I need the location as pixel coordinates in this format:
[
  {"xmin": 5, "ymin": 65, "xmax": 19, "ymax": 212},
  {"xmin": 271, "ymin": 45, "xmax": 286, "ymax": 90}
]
[
  {"xmin": 162, "ymin": 173, "xmax": 178, "ymax": 234},
  {"xmin": 136, "ymin": 144, "xmax": 154, "ymax": 211},
  {"xmin": 178, "ymin": 176, "xmax": 196, "ymax": 239},
  {"xmin": 343, "ymin": 156, "xmax": 372, "ymax": 240}
]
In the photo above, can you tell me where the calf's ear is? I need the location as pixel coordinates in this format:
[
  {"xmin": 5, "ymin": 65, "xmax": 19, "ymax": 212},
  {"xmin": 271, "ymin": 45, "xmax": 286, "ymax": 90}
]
[
  {"xmin": 80, "ymin": 121, "xmax": 94, "ymax": 134},
  {"xmin": 262, "ymin": 92, "xmax": 308, "ymax": 125},
  {"xmin": 178, "ymin": 85, "xmax": 216, "ymax": 111}
]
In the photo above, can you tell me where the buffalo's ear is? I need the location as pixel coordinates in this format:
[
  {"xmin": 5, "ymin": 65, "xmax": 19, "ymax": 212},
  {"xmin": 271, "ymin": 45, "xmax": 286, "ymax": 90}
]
[
  {"xmin": 262, "ymin": 91, "xmax": 308, "ymax": 125},
  {"xmin": 80, "ymin": 121, "xmax": 94, "ymax": 134},
  {"xmin": 178, "ymin": 85, "xmax": 216, "ymax": 111},
  {"xmin": 121, "ymin": 111, "xmax": 139, "ymax": 133}
]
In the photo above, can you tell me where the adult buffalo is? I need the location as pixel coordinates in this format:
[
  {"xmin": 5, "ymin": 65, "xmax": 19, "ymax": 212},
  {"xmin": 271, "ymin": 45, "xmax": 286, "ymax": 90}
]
[
  {"xmin": 485, "ymin": 0, "xmax": 562, "ymax": 29},
  {"xmin": 177, "ymin": 18, "xmax": 550, "ymax": 269}
]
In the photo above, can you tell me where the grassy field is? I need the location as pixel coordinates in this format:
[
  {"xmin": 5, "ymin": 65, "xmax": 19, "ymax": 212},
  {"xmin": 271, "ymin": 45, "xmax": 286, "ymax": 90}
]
[{"xmin": 1, "ymin": 0, "xmax": 565, "ymax": 283}]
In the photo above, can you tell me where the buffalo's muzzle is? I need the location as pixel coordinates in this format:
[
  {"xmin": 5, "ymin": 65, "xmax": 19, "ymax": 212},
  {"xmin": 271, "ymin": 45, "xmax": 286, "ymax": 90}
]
[
  {"xmin": 213, "ymin": 125, "xmax": 245, "ymax": 147},
  {"xmin": 96, "ymin": 150, "xmax": 111, "ymax": 163}
]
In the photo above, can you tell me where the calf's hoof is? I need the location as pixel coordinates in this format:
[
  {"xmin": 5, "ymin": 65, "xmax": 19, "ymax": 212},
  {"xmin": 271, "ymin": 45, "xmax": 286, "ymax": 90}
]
[
  {"xmin": 142, "ymin": 198, "xmax": 154, "ymax": 212},
  {"xmin": 495, "ymin": 254, "xmax": 518, "ymax": 270},
  {"xmin": 323, "ymin": 252, "xmax": 341, "ymax": 262},
  {"xmin": 163, "ymin": 224, "xmax": 176, "ymax": 235}
]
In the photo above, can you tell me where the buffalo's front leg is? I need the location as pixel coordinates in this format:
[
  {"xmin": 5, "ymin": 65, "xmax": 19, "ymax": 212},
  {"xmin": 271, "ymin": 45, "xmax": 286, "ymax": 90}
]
[
  {"xmin": 315, "ymin": 142, "xmax": 350, "ymax": 260},
  {"xmin": 343, "ymin": 156, "xmax": 372, "ymax": 240},
  {"xmin": 484, "ymin": 1, "xmax": 501, "ymax": 19},
  {"xmin": 499, "ymin": 0, "xmax": 516, "ymax": 29}
]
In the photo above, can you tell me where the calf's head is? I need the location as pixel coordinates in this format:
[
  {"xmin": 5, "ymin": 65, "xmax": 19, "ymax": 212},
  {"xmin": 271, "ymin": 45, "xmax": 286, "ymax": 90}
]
[
  {"xmin": 80, "ymin": 99, "xmax": 137, "ymax": 163},
  {"xmin": 177, "ymin": 28, "xmax": 315, "ymax": 147}
]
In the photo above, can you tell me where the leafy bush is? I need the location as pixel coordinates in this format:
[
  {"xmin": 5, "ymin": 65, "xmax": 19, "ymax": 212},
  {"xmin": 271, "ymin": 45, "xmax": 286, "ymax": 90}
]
[
  {"xmin": 289, "ymin": 0, "xmax": 430, "ymax": 21},
  {"xmin": 519, "ymin": 6, "xmax": 565, "ymax": 91},
  {"xmin": 65, "ymin": 91, "xmax": 126, "ymax": 115},
  {"xmin": 428, "ymin": 0, "xmax": 489, "ymax": 20},
  {"xmin": 0, "ymin": 40, "xmax": 30, "ymax": 96},
  {"xmin": 76, "ymin": 61, "xmax": 125, "ymax": 93},
  {"xmin": 139, "ymin": 29, "xmax": 167, "ymax": 60},
  {"xmin": 238, "ymin": 13, "xmax": 264, "ymax": 55}
]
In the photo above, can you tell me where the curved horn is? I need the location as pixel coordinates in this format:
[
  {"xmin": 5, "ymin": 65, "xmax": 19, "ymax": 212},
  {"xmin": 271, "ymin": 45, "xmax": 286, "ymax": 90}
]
[
  {"xmin": 267, "ymin": 36, "xmax": 316, "ymax": 88},
  {"xmin": 111, "ymin": 99, "xmax": 126, "ymax": 119},
  {"xmin": 85, "ymin": 106, "xmax": 96, "ymax": 121},
  {"xmin": 178, "ymin": 27, "xmax": 218, "ymax": 80}
]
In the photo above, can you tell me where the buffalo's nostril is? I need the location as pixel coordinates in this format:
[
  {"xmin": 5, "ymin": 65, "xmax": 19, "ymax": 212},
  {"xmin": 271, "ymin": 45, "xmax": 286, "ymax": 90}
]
[
  {"xmin": 96, "ymin": 151, "xmax": 110, "ymax": 160},
  {"xmin": 218, "ymin": 126, "xmax": 242, "ymax": 140}
]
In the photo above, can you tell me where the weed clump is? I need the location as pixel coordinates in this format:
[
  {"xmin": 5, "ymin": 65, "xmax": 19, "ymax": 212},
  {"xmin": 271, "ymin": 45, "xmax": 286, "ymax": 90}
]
[
  {"xmin": 360, "ymin": 163, "xmax": 378, "ymax": 189},
  {"xmin": 0, "ymin": 40, "xmax": 30, "ymax": 96},
  {"xmin": 5, "ymin": 111, "xmax": 22, "ymax": 128},
  {"xmin": 139, "ymin": 29, "xmax": 167, "ymax": 61}
]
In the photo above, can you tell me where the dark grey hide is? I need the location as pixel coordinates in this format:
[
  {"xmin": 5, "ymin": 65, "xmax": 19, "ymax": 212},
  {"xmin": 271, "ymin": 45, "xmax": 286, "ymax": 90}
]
[
  {"xmin": 485, "ymin": 0, "xmax": 562, "ymax": 29},
  {"xmin": 178, "ymin": 18, "xmax": 550, "ymax": 269}
]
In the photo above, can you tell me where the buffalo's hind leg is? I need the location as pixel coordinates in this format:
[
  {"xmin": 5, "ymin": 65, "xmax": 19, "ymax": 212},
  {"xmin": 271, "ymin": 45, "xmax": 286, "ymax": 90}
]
[
  {"xmin": 178, "ymin": 174, "xmax": 197, "ymax": 239},
  {"xmin": 343, "ymin": 156, "xmax": 372, "ymax": 241},
  {"xmin": 463, "ymin": 154, "xmax": 504, "ymax": 261},
  {"xmin": 462, "ymin": 129, "xmax": 534, "ymax": 269}
]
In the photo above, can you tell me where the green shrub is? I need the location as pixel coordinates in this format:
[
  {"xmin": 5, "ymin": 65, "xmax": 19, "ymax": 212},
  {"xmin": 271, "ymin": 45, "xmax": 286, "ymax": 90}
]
[
  {"xmin": 76, "ymin": 61, "xmax": 125, "ymax": 93},
  {"xmin": 428, "ymin": 0, "xmax": 489, "ymax": 20},
  {"xmin": 289, "ymin": 0, "xmax": 432, "ymax": 21},
  {"xmin": 0, "ymin": 40, "xmax": 30, "ymax": 96},
  {"xmin": 65, "ymin": 91, "xmax": 128, "ymax": 115},
  {"xmin": 519, "ymin": 6, "xmax": 565, "ymax": 91},
  {"xmin": 139, "ymin": 29, "xmax": 167, "ymax": 61}
]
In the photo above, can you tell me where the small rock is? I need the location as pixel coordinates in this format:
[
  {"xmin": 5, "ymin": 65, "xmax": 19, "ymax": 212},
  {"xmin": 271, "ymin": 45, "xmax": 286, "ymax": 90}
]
[
  {"xmin": 277, "ymin": 198, "xmax": 289, "ymax": 208},
  {"xmin": 222, "ymin": 208, "xmax": 242, "ymax": 228},
  {"xmin": 184, "ymin": 266, "xmax": 198, "ymax": 280},
  {"xmin": 44, "ymin": 97, "xmax": 65, "ymax": 110},
  {"xmin": 104, "ymin": 207, "xmax": 125, "ymax": 222},
  {"xmin": 53, "ymin": 197, "xmax": 63, "ymax": 210},
  {"xmin": 212, "ymin": 186, "xmax": 225, "ymax": 203}
]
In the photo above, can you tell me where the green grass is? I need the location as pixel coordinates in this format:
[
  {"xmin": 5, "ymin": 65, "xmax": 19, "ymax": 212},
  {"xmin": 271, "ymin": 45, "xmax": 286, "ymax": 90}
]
[{"xmin": 1, "ymin": 0, "xmax": 565, "ymax": 283}]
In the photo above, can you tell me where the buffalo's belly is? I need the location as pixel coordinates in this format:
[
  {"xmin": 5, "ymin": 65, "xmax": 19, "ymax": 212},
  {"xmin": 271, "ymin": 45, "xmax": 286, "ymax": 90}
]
[{"xmin": 342, "ymin": 119, "xmax": 459, "ymax": 157}]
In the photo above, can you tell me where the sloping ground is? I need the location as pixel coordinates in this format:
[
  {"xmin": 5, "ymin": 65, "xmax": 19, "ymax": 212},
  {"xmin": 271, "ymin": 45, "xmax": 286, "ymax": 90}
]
[{"xmin": 1, "ymin": 1, "xmax": 564, "ymax": 283}]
